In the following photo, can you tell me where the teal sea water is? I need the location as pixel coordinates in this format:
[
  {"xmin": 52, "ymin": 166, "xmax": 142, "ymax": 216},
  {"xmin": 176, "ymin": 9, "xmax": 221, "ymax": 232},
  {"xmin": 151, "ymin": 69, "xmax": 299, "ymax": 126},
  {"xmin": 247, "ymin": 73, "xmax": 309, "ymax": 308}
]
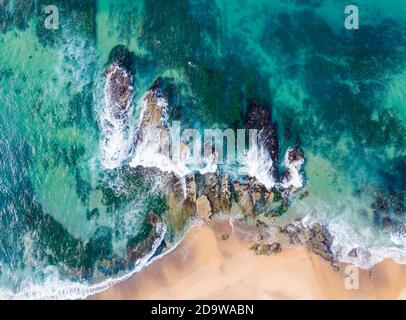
[{"xmin": 0, "ymin": 0, "xmax": 405, "ymax": 298}]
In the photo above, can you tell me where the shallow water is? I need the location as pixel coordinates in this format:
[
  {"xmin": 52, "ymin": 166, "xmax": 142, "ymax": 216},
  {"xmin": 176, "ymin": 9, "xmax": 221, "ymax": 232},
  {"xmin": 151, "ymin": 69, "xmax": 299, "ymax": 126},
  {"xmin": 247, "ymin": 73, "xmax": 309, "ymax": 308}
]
[{"xmin": 0, "ymin": 0, "xmax": 405, "ymax": 298}]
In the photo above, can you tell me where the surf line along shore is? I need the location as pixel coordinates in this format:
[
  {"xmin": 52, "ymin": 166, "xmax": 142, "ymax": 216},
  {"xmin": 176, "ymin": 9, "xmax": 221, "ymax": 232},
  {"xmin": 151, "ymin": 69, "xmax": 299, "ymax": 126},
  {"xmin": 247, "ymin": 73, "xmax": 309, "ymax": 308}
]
[
  {"xmin": 151, "ymin": 304, "xmax": 254, "ymax": 317},
  {"xmin": 95, "ymin": 45, "xmax": 406, "ymax": 301}
]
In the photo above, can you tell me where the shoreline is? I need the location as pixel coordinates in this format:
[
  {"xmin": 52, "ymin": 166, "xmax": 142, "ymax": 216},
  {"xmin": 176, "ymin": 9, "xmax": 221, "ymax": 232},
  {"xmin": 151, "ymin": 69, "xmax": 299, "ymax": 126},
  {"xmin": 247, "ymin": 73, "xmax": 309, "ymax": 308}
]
[{"xmin": 89, "ymin": 219, "xmax": 406, "ymax": 300}]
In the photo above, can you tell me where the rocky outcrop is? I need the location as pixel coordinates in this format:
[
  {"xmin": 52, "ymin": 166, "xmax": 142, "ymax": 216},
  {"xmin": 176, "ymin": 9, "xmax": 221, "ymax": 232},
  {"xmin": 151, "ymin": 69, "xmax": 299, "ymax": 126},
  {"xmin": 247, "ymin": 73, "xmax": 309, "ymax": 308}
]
[
  {"xmin": 134, "ymin": 77, "xmax": 169, "ymax": 148},
  {"xmin": 128, "ymin": 78, "xmax": 309, "ymax": 251},
  {"xmin": 251, "ymin": 242, "xmax": 282, "ymax": 255},
  {"xmin": 281, "ymin": 145, "xmax": 305, "ymax": 190},
  {"xmin": 104, "ymin": 64, "xmax": 133, "ymax": 120},
  {"xmin": 303, "ymin": 224, "xmax": 334, "ymax": 262},
  {"xmin": 104, "ymin": 46, "xmax": 134, "ymax": 121},
  {"xmin": 196, "ymin": 195, "xmax": 212, "ymax": 221},
  {"xmin": 193, "ymin": 172, "xmax": 232, "ymax": 215},
  {"xmin": 280, "ymin": 219, "xmax": 335, "ymax": 262},
  {"xmin": 247, "ymin": 99, "xmax": 279, "ymax": 180}
]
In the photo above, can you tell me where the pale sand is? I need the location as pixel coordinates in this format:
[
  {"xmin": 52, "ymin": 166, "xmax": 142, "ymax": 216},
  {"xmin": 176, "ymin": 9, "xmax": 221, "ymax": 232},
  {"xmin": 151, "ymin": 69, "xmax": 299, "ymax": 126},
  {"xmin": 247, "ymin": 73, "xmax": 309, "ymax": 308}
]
[{"xmin": 90, "ymin": 219, "xmax": 406, "ymax": 300}]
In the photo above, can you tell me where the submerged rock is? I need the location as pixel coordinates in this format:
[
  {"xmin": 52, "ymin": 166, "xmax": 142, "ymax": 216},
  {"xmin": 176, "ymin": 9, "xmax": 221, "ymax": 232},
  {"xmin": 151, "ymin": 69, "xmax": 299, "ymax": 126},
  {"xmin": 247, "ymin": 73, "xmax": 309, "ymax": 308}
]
[{"xmin": 127, "ymin": 211, "xmax": 162, "ymax": 264}]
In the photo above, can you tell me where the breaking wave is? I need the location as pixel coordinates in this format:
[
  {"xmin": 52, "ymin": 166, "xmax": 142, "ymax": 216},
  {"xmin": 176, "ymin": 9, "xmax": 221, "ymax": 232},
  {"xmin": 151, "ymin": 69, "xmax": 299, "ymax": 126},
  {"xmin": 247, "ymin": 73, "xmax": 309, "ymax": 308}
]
[
  {"xmin": 296, "ymin": 198, "xmax": 406, "ymax": 269},
  {"xmin": 97, "ymin": 65, "xmax": 135, "ymax": 170},
  {"xmin": 0, "ymin": 222, "xmax": 167, "ymax": 300}
]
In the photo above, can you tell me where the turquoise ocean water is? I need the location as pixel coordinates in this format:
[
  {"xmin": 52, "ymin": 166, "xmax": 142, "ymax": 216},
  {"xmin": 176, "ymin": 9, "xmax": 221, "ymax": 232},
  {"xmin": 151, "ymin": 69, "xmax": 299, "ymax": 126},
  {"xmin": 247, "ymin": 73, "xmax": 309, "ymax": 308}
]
[{"xmin": 0, "ymin": 0, "xmax": 405, "ymax": 298}]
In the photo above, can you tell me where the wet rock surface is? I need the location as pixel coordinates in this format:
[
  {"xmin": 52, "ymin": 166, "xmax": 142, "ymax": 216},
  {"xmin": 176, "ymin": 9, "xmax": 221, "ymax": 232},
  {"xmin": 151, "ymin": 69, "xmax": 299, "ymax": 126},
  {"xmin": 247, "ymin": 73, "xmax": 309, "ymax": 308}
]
[
  {"xmin": 280, "ymin": 219, "xmax": 335, "ymax": 262},
  {"xmin": 124, "ymin": 75, "xmax": 319, "ymax": 264},
  {"xmin": 247, "ymin": 99, "xmax": 279, "ymax": 179},
  {"xmin": 104, "ymin": 46, "xmax": 134, "ymax": 120}
]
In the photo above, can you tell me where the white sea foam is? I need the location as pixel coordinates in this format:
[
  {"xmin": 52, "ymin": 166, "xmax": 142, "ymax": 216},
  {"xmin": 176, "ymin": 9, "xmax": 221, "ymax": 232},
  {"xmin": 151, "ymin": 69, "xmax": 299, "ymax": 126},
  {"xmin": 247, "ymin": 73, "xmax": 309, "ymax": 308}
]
[
  {"xmin": 98, "ymin": 65, "xmax": 134, "ymax": 170},
  {"xmin": 129, "ymin": 93, "xmax": 222, "ymax": 179},
  {"xmin": 295, "ymin": 199, "xmax": 406, "ymax": 270},
  {"xmin": 55, "ymin": 36, "xmax": 95, "ymax": 92},
  {"xmin": 0, "ymin": 218, "xmax": 206, "ymax": 300},
  {"xmin": 241, "ymin": 143, "xmax": 276, "ymax": 189},
  {"xmin": 129, "ymin": 94, "xmax": 193, "ymax": 177},
  {"xmin": 281, "ymin": 147, "xmax": 304, "ymax": 189},
  {"xmin": 0, "ymin": 222, "xmax": 167, "ymax": 300}
]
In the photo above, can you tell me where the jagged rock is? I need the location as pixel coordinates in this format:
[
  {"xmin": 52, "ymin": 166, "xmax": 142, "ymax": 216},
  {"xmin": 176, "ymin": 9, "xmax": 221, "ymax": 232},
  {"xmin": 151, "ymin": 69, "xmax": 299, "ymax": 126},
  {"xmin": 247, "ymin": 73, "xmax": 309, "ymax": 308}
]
[
  {"xmin": 145, "ymin": 211, "xmax": 161, "ymax": 226},
  {"xmin": 134, "ymin": 77, "xmax": 168, "ymax": 149},
  {"xmin": 185, "ymin": 174, "xmax": 196, "ymax": 201},
  {"xmin": 196, "ymin": 195, "xmax": 212, "ymax": 221},
  {"xmin": 269, "ymin": 242, "xmax": 282, "ymax": 254},
  {"xmin": 196, "ymin": 172, "xmax": 221, "ymax": 214},
  {"xmin": 246, "ymin": 99, "xmax": 279, "ymax": 180},
  {"xmin": 251, "ymin": 242, "xmax": 282, "ymax": 255},
  {"xmin": 303, "ymin": 224, "xmax": 334, "ymax": 262},
  {"xmin": 287, "ymin": 145, "xmax": 304, "ymax": 164},
  {"xmin": 281, "ymin": 145, "xmax": 305, "ymax": 190},
  {"xmin": 204, "ymin": 172, "xmax": 219, "ymax": 204},
  {"xmin": 256, "ymin": 220, "xmax": 269, "ymax": 228},
  {"xmin": 127, "ymin": 79, "xmax": 311, "ymax": 252},
  {"xmin": 280, "ymin": 219, "xmax": 334, "ymax": 262},
  {"xmin": 104, "ymin": 63, "xmax": 133, "ymax": 120},
  {"xmin": 220, "ymin": 175, "xmax": 231, "ymax": 213}
]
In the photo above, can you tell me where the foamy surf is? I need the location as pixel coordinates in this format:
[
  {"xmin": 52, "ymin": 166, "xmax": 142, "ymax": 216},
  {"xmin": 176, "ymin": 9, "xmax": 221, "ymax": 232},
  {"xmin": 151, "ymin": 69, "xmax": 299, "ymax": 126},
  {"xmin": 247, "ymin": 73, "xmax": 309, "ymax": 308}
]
[
  {"xmin": 0, "ymin": 222, "xmax": 167, "ymax": 300},
  {"xmin": 0, "ymin": 218, "xmax": 206, "ymax": 300},
  {"xmin": 129, "ymin": 92, "xmax": 193, "ymax": 177},
  {"xmin": 241, "ymin": 143, "xmax": 276, "ymax": 189},
  {"xmin": 296, "ymin": 199, "xmax": 406, "ymax": 270},
  {"xmin": 98, "ymin": 64, "xmax": 134, "ymax": 170},
  {"xmin": 281, "ymin": 147, "xmax": 304, "ymax": 189}
]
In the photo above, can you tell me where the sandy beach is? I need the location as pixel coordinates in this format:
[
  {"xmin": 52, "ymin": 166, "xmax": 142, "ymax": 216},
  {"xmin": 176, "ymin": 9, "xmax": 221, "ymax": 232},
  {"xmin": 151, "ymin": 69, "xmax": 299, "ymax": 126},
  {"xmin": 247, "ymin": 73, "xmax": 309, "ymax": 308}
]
[{"xmin": 90, "ymin": 219, "xmax": 406, "ymax": 300}]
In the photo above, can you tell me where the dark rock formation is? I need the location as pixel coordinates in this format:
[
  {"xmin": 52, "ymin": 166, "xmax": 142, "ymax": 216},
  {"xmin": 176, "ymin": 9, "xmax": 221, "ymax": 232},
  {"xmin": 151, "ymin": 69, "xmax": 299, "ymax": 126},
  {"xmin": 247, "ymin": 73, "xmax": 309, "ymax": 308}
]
[
  {"xmin": 128, "ymin": 78, "xmax": 310, "ymax": 255},
  {"xmin": 246, "ymin": 99, "xmax": 279, "ymax": 180},
  {"xmin": 348, "ymin": 248, "xmax": 358, "ymax": 258},
  {"xmin": 287, "ymin": 145, "xmax": 304, "ymax": 164},
  {"xmin": 281, "ymin": 144, "xmax": 305, "ymax": 192},
  {"xmin": 108, "ymin": 45, "xmax": 133, "ymax": 71},
  {"xmin": 104, "ymin": 62, "xmax": 133, "ymax": 120},
  {"xmin": 372, "ymin": 191, "xmax": 405, "ymax": 228},
  {"xmin": 280, "ymin": 219, "xmax": 335, "ymax": 262},
  {"xmin": 299, "ymin": 191, "xmax": 310, "ymax": 199},
  {"xmin": 251, "ymin": 242, "xmax": 282, "ymax": 255},
  {"xmin": 304, "ymin": 223, "xmax": 334, "ymax": 262}
]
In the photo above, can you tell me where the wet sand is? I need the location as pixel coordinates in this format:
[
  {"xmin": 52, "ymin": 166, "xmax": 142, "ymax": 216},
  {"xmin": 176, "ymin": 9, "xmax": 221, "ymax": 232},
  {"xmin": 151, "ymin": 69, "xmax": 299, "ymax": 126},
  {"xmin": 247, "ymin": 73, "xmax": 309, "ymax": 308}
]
[{"xmin": 90, "ymin": 219, "xmax": 406, "ymax": 300}]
